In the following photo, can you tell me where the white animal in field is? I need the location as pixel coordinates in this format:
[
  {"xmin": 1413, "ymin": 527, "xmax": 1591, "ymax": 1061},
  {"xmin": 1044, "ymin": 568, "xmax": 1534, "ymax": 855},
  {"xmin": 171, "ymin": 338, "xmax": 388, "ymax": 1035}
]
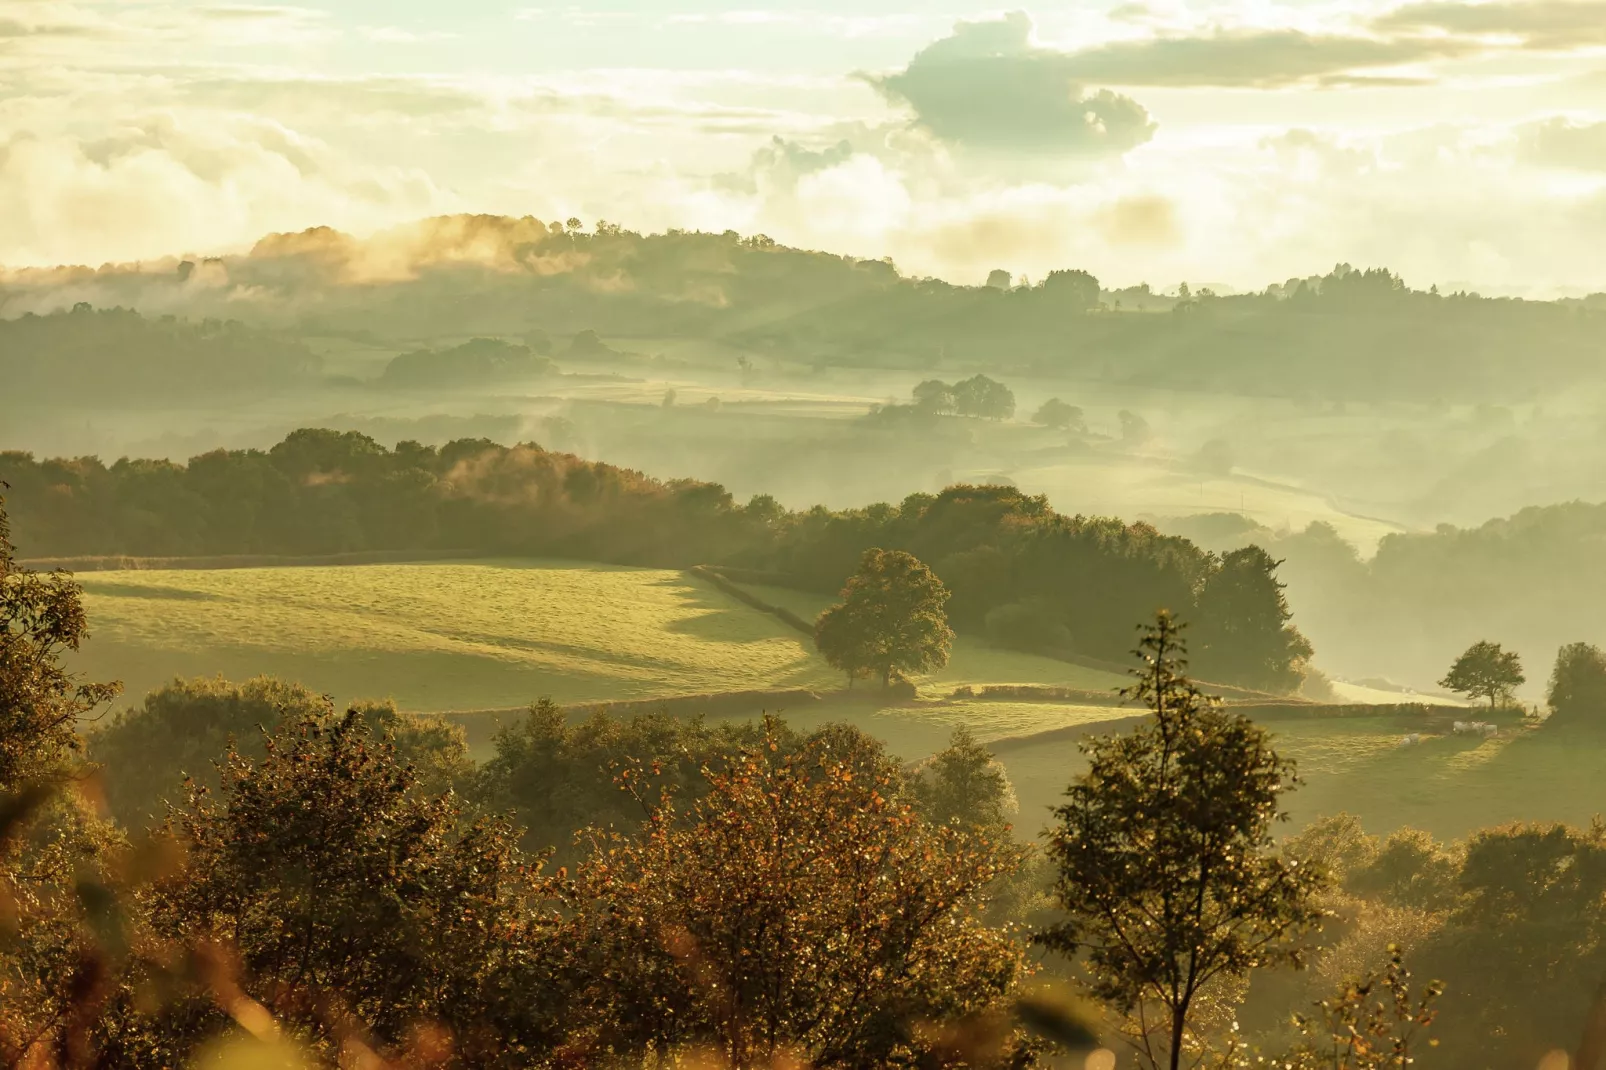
[{"xmin": 1398, "ymin": 733, "xmax": 1422, "ymax": 747}]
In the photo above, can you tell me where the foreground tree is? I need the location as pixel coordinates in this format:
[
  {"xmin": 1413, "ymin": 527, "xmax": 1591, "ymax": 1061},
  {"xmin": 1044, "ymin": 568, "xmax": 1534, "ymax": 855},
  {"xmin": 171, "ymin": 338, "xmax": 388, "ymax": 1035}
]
[
  {"xmin": 1192, "ymin": 546, "xmax": 1314, "ymax": 694},
  {"xmin": 556, "ymin": 722, "xmax": 1029, "ymax": 1066},
  {"xmin": 1, "ymin": 494, "xmax": 121, "ymax": 787},
  {"xmin": 1038, "ymin": 612, "xmax": 1326, "ymax": 1070},
  {"xmin": 90, "ymin": 675, "xmax": 471, "ymax": 829},
  {"xmin": 1439, "ymin": 640, "xmax": 1524, "ymax": 711},
  {"xmin": 1546, "ymin": 642, "xmax": 1606, "ymax": 727},
  {"xmin": 125, "ymin": 708, "xmax": 552, "ymax": 1063},
  {"xmin": 0, "ymin": 493, "xmax": 123, "ymax": 1063},
  {"xmin": 1285, "ymin": 946, "xmax": 1443, "ymax": 1070},
  {"xmin": 814, "ymin": 548, "xmax": 954, "ymax": 688}
]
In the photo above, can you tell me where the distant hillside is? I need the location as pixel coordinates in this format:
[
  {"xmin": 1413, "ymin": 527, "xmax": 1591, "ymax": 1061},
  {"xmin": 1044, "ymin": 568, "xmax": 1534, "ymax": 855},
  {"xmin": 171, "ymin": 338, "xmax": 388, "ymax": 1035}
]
[
  {"xmin": 1, "ymin": 216, "xmax": 1602, "ymax": 403},
  {"xmin": 0, "ymin": 304, "xmax": 319, "ymax": 409},
  {"xmin": 1160, "ymin": 500, "xmax": 1606, "ymax": 691}
]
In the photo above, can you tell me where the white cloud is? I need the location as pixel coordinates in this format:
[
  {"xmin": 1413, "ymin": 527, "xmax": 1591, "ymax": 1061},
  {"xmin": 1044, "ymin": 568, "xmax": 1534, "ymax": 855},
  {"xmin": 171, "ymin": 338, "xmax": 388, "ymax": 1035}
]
[
  {"xmin": 359, "ymin": 26, "xmax": 460, "ymax": 45},
  {"xmin": 0, "ymin": 111, "xmax": 449, "ymax": 266}
]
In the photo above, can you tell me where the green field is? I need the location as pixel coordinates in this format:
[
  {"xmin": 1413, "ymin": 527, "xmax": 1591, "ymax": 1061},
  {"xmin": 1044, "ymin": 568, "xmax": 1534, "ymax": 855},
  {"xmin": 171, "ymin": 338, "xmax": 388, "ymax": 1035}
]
[
  {"xmin": 72, "ymin": 561, "xmax": 1604, "ymax": 845},
  {"xmin": 993, "ymin": 716, "xmax": 1606, "ymax": 842},
  {"xmin": 75, "ymin": 561, "xmax": 841, "ymax": 711}
]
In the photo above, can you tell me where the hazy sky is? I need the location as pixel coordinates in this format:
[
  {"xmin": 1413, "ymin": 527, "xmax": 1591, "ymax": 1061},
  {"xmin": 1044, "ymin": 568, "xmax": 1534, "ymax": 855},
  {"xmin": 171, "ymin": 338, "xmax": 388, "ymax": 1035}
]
[{"xmin": 3, "ymin": 0, "xmax": 1605, "ymax": 293}]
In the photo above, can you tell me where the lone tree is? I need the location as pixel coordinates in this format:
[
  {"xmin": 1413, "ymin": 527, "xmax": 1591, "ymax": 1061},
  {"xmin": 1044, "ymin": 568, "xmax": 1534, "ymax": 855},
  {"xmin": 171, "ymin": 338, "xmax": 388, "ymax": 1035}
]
[
  {"xmin": 1037, "ymin": 612, "xmax": 1325, "ymax": 1070},
  {"xmin": 1546, "ymin": 641, "xmax": 1606, "ymax": 727},
  {"xmin": 815, "ymin": 548, "xmax": 953, "ymax": 689},
  {"xmin": 952, "ymin": 374, "xmax": 1016, "ymax": 420},
  {"xmin": 1439, "ymin": 640, "xmax": 1524, "ymax": 711},
  {"xmin": 1032, "ymin": 398, "xmax": 1086, "ymax": 433}
]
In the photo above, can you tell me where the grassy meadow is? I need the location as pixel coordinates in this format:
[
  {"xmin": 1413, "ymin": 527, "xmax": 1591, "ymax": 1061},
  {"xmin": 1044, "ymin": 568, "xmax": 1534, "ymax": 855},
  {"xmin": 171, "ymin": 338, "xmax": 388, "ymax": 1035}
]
[
  {"xmin": 993, "ymin": 714, "xmax": 1606, "ymax": 842},
  {"xmin": 74, "ymin": 561, "xmax": 840, "ymax": 712},
  {"xmin": 70, "ymin": 559, "xmax": 1604, "ymax": 845}
]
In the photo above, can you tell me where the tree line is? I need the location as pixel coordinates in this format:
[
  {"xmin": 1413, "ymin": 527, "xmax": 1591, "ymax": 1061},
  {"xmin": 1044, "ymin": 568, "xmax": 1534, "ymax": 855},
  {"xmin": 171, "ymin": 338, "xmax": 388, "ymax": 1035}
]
[
  {"xmin": 0, "ymin": 304, "xmax": 319, "ymax": 410},
  {"xmin": 8, "ymin": 224, "xmax": 1604, "ymax": 407},
  {"xmin": 1, "ymin": 430, "xmax": 1314, "ymax": 692},
  {"xmin": 1186, "ymin": 502, "xmax": 1606, "ymax": 692}
]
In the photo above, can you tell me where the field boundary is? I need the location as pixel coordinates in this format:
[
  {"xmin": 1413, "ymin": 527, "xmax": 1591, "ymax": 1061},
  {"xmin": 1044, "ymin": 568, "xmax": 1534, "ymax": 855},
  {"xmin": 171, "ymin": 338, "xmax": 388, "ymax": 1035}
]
[
  {"xmin": 437, "ymin": 687, "xmax": 842, "ymax": 749},
  {"xmin": 689, "ymin": 565, "xmax": 816, "ymax": 636},
  {"xmin": 1231, "ymin": 701, "xmax": 1468, "ymax": 720},
  {"xmin": 984, "ymin": 701, "xmax": 1478, "ymax": 756},
  {"xmin": 988, "ymin": 714, "xmax": 1149, "ymax": 754},
  {"xmin": 953, "ymin": 684, "xmax": 1127, "ymax": 707}
]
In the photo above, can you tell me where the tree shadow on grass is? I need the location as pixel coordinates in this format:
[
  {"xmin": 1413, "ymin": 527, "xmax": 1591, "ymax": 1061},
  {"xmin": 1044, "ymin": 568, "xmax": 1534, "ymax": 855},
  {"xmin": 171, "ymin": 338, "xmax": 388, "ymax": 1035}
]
[
  {"xmin": 70, "ymin": 641, "xmax": 635, "ymax": 715},
  {"xmin": 654, "ymin": 574, "xmax": 813, "ymax": 646}
]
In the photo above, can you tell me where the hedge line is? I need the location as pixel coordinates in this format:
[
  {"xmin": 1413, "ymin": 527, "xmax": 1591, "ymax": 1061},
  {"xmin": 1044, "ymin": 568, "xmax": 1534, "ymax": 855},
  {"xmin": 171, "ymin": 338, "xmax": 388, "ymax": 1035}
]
[{"xmin": 689, "ymin": 565, "xmax": 816, "ymax": 636}]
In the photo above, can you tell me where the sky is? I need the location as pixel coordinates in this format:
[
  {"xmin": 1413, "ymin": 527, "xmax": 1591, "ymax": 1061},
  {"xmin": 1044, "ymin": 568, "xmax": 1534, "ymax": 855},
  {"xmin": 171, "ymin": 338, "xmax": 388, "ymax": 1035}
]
[{"xmin": 2, "ymin": 0, "xmax": 1605, "ymax": 294}]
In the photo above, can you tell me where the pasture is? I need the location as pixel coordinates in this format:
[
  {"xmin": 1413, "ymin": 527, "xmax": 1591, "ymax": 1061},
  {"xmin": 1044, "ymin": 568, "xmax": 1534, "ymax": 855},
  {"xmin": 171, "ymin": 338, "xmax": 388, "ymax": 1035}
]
[
  {"xmin": 74, "ymin": 561, "xmax": 841, "ymax": 712},
  {"xmin": 70, "ymin": 558, "xmax": 1600, "ymax": 845},
  {"xmin": 992, "ymin": 714, "xmax": 1606, "ymax": 843}
]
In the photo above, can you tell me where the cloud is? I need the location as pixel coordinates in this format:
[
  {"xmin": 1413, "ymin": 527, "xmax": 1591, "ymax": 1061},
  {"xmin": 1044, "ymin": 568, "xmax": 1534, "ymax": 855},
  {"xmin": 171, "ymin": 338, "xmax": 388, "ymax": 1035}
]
[
  {"xmin": 0, "ymin": 16, "xmax": 101, "ymax": 39},
  {"xmin": 1374, "ymin": 0, "xmax": 1606, "ymax": 48},
  {"xmin": 1519, "ymin": 117, "xmax": 1606, "ymax": 169},
  {"xmin": 1096, "ymin": 194, "xmax": 1181, "ymax": 246},
  {"xmin": 1053, "ymin": 29, "xmax": 1475, "ymax": 88},
  {"xmin": 660, "ymin": 11, "xmax": 937, "ymax": 38},
  {"xmin": 0, "ymin": 112, "xmax": 449, "ymax": 267},
  {"xmin": 360, "ymin": 26, "xmax": 459, "ymax": 44},
  {"xmin": 715, "ymin": 135, "xmax": 857, "ymax": 194},
  {"xmin": 871, "ymin": 13, "xmax": 1157, "ymax": 156}
]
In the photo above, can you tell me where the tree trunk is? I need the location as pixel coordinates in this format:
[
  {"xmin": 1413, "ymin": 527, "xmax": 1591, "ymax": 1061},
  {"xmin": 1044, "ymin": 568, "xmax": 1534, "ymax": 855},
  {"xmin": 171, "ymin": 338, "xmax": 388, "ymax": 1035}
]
[{"xmin": 1169, "ymin": 1003, "xmax": 1186, "ymax": 1070}]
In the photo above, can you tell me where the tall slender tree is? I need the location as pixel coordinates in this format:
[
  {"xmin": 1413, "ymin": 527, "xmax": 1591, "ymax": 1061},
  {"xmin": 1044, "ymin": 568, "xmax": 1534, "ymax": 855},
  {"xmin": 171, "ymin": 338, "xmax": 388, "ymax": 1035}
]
[{"xmin": 1037, "ymin": 612, "xmax": 1325, "ymax": 1070}]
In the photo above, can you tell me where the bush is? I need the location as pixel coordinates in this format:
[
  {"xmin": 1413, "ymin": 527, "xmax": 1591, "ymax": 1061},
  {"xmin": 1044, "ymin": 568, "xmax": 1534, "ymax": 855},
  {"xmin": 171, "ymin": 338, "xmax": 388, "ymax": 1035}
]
[
  {"xmin": 90, "ymin": 676, "xmax": 470, "ymax": 829},
  {"xmin": 118, "ymin": 709, "xmax": 553, "ymax": 1063},
  {"xmin": 552, "ymin": 721, "xmax": 1029, "ymax": 1063}
]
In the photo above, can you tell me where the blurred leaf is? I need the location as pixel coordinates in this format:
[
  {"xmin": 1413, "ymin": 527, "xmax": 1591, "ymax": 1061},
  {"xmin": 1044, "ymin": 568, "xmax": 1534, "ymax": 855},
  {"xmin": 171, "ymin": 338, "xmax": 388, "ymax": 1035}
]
[{"xmin": 1014, "ymin": 989, "xmax": 1102, "ymax": 1049}]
